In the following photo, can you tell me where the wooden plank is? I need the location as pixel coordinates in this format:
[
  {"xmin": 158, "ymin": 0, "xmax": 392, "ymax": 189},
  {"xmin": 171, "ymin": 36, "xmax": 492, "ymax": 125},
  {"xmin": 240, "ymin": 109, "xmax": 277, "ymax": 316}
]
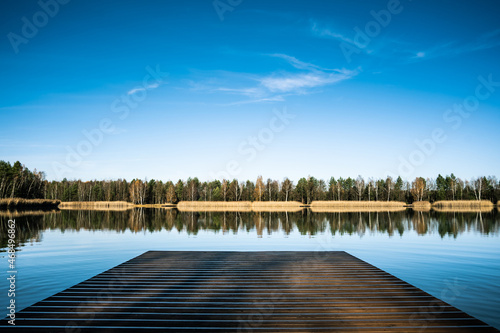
[{"xmin": 2, "ymin": 251, "xmax": 498, "ymax": 332}]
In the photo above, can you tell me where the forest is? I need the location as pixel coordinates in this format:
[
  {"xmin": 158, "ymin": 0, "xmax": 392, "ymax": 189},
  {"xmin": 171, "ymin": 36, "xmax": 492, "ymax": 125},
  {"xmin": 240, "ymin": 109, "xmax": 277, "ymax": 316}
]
[{"xmin": 1, "ymin": 160, "xmax": 499, "ymax": 205}]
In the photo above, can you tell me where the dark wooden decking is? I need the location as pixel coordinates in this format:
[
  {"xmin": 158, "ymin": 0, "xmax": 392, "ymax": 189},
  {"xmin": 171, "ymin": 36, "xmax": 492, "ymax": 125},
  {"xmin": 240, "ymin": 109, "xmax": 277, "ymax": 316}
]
[{"xmin": 3, "ymin": 251, "xmax": 498, "ymax": 332}]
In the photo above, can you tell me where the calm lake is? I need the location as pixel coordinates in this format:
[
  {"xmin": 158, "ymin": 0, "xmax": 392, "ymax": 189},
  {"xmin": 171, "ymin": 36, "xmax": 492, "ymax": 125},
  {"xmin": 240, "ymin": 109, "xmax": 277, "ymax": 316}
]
[{"xmin": 1, "ymin": 208, "xmax": 500, "ymax": 329}]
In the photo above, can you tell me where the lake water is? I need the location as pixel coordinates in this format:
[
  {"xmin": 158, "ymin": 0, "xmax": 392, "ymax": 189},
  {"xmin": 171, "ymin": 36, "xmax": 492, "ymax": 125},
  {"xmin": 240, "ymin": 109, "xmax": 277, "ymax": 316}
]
[{"xmin": 1, "ymin": 208, "xmax": 500, "ymax": 329}]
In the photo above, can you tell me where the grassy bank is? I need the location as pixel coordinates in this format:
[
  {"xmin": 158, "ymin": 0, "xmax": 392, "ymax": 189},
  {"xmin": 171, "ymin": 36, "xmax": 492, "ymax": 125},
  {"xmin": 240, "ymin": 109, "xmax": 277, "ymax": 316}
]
[
  {"xmin": 8, "ymin": 199, "xmax": 496, "ymax": 213},
  {"xmin": 59, "ymin": 201, "xmax": 134, "ymax": 211},
  {"xmin": 0, "ymin": 210, "xmax": 60, "ymax": 218},
  {"xmin": 134, "ymin": 204, "xmax": 176, "ymax": 208},
  {"xmin": 432, "ymin": 207, "xmax": 494, "ymax": 213},
  {"xmin": 309, "ymin": 200, "xmax": 406, "ymax": 212},
  {"xmin": 176, "ymin": 201, "xmax": 303, "ymax": 212},
  {"xmin": 311, "ymin": 201, "xmax": 406, "ymax": 207},
  {"xmin": 251, "ymin": 201, "xmax": 304, "ymax": 212},
  {"xmin": 0, "ymin": 198, "xmax": 61, "ymax": 210},
  {"xmin": 309, "ymin": 206, "xmax": 407, "ymax": 213},
  {"xmin": 432, "ymin": 200, "xmax": 494, "ymax": 212},
  {"xmin": 432, "ymin": 200, "xmax": 494, "ymax": 208},
  {"xmin": 410, "ymin": 201, "xmax": 432, "ymax": 211}
]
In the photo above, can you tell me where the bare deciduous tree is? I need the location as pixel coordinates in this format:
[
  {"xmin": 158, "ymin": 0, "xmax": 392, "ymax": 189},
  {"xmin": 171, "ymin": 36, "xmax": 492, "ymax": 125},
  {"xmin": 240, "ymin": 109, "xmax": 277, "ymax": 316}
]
[
  {"xmin": 281, "ymin": 178, "xmax": 293, "ymax": 202},
  {"xmin": 355, "ymin": 176, "xmax": 365, "ymax": 201}
]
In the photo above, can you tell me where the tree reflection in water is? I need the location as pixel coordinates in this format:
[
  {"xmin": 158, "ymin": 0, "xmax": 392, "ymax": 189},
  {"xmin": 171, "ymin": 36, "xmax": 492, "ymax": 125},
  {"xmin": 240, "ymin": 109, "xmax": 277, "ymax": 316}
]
[{"xmin": 1, "ymin": 208, "xmax": 499, "ymax": 250}]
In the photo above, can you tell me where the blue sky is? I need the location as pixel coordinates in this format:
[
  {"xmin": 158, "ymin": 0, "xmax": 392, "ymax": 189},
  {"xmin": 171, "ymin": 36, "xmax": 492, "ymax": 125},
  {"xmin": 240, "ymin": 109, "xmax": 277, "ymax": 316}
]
[{"xmin": 1, "ymin": 0, "xmax": 499, "ymax": 182}]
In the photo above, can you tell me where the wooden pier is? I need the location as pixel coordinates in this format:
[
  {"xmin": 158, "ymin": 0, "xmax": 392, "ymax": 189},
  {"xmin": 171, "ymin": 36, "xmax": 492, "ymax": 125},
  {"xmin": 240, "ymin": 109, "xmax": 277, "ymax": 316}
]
[{"xmin": 3, "ymin": 251, "xmax": 498, "ymax": 332}]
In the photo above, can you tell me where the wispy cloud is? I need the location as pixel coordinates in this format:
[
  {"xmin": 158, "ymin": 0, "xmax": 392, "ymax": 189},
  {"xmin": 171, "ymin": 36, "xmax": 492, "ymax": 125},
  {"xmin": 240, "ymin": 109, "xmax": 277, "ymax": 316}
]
[
  {"xmin": 260, "ymin": 71, "xmax": 354, "ymax": 93},
  {"xmin": 218, "ymin": 95, "xmax": 286, "ymax": 106},
  {"xmin": 269, "ymin": 53, "xmax": 334, "ymax": 72},
  {"xmin": 190, "ymin": 54, "xmax": 357, "ymax": 105},
  {"xmin": 311, "ymin": 17, "xmax": 500, "ymax": 66},
  {"xmin": 261, "ymin": 54, "xmax": 357, "ymax": 93},
  {"xmin": 411, "ymin": 29, "xmax": 500, "ymax": 61},
  {"xmin": 311, "ymin": 21, "xmax": 356, "ymax": 45},
  {"xmin": 407, "ymin": 42, "xmax": 456, "ymax": 61},
  {"xmin": 215, "ymin": 87, "xmax": 263, "ymax": 97},
  {"xmin": 127, "ymin": 83, "xmax": 161, "ymax": 95},
  {"xmin": 478, "ymin": 29, "xmax": 500, "ymax": 49}
]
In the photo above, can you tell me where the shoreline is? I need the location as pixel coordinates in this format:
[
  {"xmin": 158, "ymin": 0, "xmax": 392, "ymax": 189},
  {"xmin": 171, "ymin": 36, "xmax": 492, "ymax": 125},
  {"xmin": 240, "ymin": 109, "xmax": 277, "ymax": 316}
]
[
  {"xmin": 408, "ymin": 201, "xmax": 432, "ymax": 211},
  {"xmin": 431, "ymin": 200, "xmax": 494, "ymax": 213},
  {"xmin": 0, "ymin": 198, "xmax": 61, "ymax": 210},
  {"xmin": 0, "ymin": 209, "xmax": 60, "ymax": 218},
  {"xmin": 309, "ymin": 200, "xmax": 407, "ymax": 213},
  {"xmin": 0, "ymin": 199, "xmax": 497, "ymax": 213},
  {"xmin": 432, "ymin": 200, "xmax": 494, "ymax": 208},
  {"xmin": 58, "ymin": 201, "xmax": 134, "ymax": 211},
  {"xmin": 176, "ymin": 201, "xmax": 304, "ymax": 212}
]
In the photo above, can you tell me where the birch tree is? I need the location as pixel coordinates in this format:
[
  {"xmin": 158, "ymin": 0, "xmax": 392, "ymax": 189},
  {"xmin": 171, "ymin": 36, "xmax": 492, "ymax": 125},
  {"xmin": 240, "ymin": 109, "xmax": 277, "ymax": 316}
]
[
  {"xmin": 281, "ymin": 178, "xmax": 293, "ymax": 202},
  {"xmin": 221, "ymin": 179, "xmax": 228, "ymax": 201},
  {"xmin": 367, "ymin": 178, "xmax": 374, "ymax": 201},
  {"xmin": 386, "ymin": 176, "xmax": 393, "ymax": 201},
  {"xmin": 355, "ymin": 176, "xmax": 365, "ymax": 201}
]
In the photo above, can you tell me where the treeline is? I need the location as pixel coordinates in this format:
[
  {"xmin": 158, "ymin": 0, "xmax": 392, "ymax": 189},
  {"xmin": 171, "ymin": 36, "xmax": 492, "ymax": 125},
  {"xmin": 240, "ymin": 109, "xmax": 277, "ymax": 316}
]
[
  {"xmin": 0, "ymin": 161, "xmax": 45, "ymax": 199},
  {"xmin": 1, "ymin": 160, "xmax": 499, "ymax": 204}
]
